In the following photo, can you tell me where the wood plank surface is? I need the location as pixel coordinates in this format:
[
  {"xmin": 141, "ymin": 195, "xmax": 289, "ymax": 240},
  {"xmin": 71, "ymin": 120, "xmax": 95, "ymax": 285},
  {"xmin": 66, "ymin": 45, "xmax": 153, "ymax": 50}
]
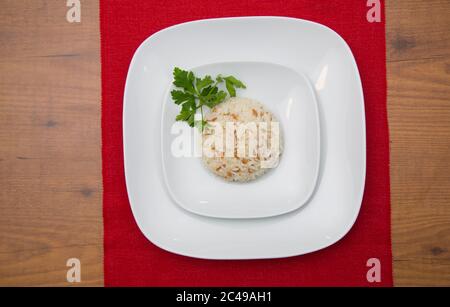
[
  {"xmin": 0, "ymin": 0, "xmax": 102, "ymax": 286},
  {"xmin": 0, "ymin": 0, "xmax": 449, "ymax": 286},
  {"xmin": 386, "ymin": 0, "xmax": 450, "ymax": 286}
]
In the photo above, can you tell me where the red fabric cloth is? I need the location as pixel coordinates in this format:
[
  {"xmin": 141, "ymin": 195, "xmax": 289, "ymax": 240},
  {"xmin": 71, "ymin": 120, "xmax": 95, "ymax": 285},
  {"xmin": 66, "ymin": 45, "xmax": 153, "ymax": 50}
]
[{"xmin": 101, "ymin": 0, "xmax": 392, "ymax": 286}]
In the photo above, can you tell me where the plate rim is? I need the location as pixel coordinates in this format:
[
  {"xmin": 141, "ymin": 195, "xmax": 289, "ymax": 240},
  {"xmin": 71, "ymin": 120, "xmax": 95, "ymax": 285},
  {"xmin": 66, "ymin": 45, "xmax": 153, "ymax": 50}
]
[
  {"xmin": 159, "ymin": 61, "xmax": 322, "ymax": 219},
  {"xmin": 123, "ymin": 16, "xmax": 366, "ymax": 259}
]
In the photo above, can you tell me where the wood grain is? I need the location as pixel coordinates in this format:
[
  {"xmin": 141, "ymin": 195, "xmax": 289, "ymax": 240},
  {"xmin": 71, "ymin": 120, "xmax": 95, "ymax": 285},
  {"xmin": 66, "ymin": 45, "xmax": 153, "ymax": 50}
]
[
  {"xmin": 0, "ymin": 0, "xmax": 449, "ymax": 286},
  {"xmin": 0, "ymin": 0, "xmax": 102, "ymax": 286},
  {"xmin": 386, "ymin": 0, "xmax": 450, "ymax": 286}
]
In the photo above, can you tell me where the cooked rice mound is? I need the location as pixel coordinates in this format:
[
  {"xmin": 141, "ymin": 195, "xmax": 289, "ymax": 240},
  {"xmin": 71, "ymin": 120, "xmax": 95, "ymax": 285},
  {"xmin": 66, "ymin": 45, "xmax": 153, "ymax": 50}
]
[{"xmin": 202, "ymin": 97, "xmax": 283, "ymax": 182}]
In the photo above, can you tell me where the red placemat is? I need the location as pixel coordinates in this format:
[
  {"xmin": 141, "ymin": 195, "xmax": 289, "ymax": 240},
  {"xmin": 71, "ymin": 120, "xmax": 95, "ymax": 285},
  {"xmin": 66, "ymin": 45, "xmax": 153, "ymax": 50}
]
[{"xmin": 101, "ymin": 0, "xmax": 392, "ymax": 286}]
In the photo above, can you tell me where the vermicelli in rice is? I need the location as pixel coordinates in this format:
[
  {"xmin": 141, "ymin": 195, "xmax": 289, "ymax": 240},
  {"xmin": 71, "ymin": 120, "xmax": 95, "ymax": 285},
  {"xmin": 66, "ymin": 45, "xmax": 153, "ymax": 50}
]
[{"xmin": 202, "ymin": 97, "xmax": 283, "ymax": 182}]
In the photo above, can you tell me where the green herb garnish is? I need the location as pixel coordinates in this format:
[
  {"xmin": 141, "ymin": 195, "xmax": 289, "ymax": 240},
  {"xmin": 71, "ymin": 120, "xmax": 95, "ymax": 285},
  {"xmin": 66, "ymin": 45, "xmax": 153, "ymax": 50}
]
[{"xmin": 171, "ymin": 67, "xmax": 246, "ymax": 129}]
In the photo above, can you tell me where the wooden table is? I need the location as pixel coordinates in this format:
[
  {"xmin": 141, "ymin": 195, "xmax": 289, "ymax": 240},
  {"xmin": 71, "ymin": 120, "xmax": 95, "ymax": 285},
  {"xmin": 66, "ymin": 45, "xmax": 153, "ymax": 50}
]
[{"xmin": 0, "ymin": 0, "xmax": 449, "ymax": 286}]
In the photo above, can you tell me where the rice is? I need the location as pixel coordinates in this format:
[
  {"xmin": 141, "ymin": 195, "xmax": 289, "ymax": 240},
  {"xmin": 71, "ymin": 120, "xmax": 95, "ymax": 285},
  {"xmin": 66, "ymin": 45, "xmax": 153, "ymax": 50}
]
[{"xmin": 202, "ymin": 97, "xmax": 283, "ymax": 182}]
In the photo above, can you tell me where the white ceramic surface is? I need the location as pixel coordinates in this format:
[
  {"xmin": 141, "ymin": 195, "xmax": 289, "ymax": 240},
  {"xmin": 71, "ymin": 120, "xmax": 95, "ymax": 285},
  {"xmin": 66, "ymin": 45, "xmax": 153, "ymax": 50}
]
[
  {"xmin": 123, "ymin": 16, "xmax": 366, "ymax": 259},
  {"xmin": 162, "ymin": 61, "xmax": 321, "ymax": 219}
]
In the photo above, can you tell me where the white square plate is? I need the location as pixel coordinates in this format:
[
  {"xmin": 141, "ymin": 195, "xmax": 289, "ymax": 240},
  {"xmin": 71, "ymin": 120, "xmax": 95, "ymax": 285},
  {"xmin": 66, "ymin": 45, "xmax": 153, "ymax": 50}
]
[
  {"xmin": 123, "ymin": 16, "xmax": 366, "ymax": 259},
  {"xmin": 162, "ymin": 61, "xmax": 321, "ymax": 219}
]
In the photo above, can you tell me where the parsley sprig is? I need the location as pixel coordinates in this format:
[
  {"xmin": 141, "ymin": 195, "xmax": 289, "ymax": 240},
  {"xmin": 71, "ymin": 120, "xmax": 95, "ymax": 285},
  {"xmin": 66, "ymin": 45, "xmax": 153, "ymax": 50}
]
[{"xmin": 171, "ymin": 67, "xmax": 246, "ymax": 128}]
